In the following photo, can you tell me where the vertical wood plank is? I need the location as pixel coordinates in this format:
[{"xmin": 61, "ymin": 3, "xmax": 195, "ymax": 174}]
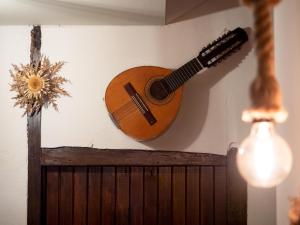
[
  {"xmin": 102, "ymin": 167, "xmax": 116, "ymax": 225},
  {"xmin": 59, "ymin": 167, "xmax": 73, "ymax": 225},
  {"xmin": 28, "ymin": 111, "xmax": 42, "ymax": 225},
  {"xmin": 73, "ymin": 167, "xmax": 88, "ymax": 225},
  {"xmin": 215, "ymin": 166, "xmax": 227, "ymax": 225},
  {"xmin": 144, "ymin": 167, "xmax": 158, "ymax": 225},
  {"xmin": 227, "ymin": 148, "xmax": 247, "ymax": 225},
  {"xmin": 200, "ymin": 166, "xmax": 214, "ymax": 225},
  {"xmin": 172, "ymin": 166, "xmax": 186, "ymax": 225},
  {"xmin": 46, "ymin": 167, "xmax": 59, "ymax": 225},
  {"xmin": 116, "ymin": 167, "xmax": 130, "ymax": 225},
  {"xmin": 88, "ymin": 167, "xmax": 102, "ymax": 225},
  {"xmin": 158, "ymin": 167, "xmax": 172, "ymax": 225},
  {"xmin": 186, "ymin": 166, "xmax": 200, "ymax": 225},
  {"xmin": 27, "ymin": 25, "xmax": 42, "ymax": 225},
  {"xmin": 130, "ymin": 167, "xmax": 144, "ymax": 225},
  {"xmin": 41, "ymin": 167, "xmax": 47, "ymax": 225}
]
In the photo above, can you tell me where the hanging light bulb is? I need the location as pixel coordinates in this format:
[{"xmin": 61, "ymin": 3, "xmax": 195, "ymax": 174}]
[
  {"xmin": 237, "ymin": 121, "xmax": 292, "ymax": 188},
  {"xmin": 239, "ymin": 0, "xmax": 293, "ymax": 187}
]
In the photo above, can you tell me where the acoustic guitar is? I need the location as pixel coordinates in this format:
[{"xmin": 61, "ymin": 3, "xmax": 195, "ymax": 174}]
[{"xmin": 105, "ymin": 27, "xmax": 248, "ymax": 141}]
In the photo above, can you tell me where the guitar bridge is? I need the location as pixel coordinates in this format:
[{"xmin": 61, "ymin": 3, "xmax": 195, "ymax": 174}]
[{"xmin": 124, "ymin": 82, "xmax": 157, "ymax": 126}]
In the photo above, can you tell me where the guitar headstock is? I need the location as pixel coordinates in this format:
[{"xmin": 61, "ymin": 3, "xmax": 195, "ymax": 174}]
[{"xmin": 198, "ymin": 27, "xmax": 248, "ymax": 68}]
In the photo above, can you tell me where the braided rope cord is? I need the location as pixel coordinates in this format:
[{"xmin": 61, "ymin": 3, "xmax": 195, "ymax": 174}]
[{"xmin": 242, "ymin": 0, "xmax": 287, "ymax": 123}]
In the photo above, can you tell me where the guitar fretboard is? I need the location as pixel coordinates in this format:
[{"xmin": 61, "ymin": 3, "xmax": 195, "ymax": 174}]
[{"xmin": 162, "ymin": 57, "xmax": 203, "ymax": 92}]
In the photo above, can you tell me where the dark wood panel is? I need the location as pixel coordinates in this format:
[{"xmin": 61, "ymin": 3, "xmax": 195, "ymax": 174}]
[
  {"xmin": 38, "ymin": 149, "xmax": 247, "ymax": 225},
  {"xmin": 41, "ymin": 147, "xmax": 227, "ymax": 166},
  {"xmin": 130, "ymin": 167, "xmax": 144, "ymax": 225},
  {"xmin": 73, "ymin": 167, "xmax": 87, "ymax": 225},
  {"xmin": 158, "ymin": 167, "xmax": 172, "ymax": 225},
  {"xmin": 144, "ymin": 167, "xmax": 158, "ymax": 225},
  {"xmin": 227, "ymin": 149, "xmax": 247, "ymax": 225},
  {"xmin": 59, "ymin": 167, "xmax": 73, "ymax": 225},
  {"xmin": 46, "ymin": 167, "xmax": 59, "ymax": 225},
  {"xmin": 214, "ymin": 166, "xmax": 227, "ymax": 225},
  {"xmin": 102, "ymin": 167, "xmax": 116, "ymax": 225},
  {"xmin": 186, "ymin": 166, "xmax": 200, "ymax": 225},
  {"xmin": 200, "ymin": 166, "xmax": 214, "ymax": 225},
  {"xmin": 116, "ymin": 167, "xmax": 130, "ymax": 225},
  {"xmin": 41, "ymin": 167, "xmax": 47, "ymax": 225},
  {"xmin": 88, "ymin": 167, "xmax": 102, "ymax": 225},
  {"xmin": 172, "ymin": 166, "xmax": 186, "ymax": 225},
  {"xmin": 28, "ymin": 112, "xmax": 42, "ymax": 225}
]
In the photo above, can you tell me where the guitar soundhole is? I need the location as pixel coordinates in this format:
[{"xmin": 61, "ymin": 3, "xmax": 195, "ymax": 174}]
[{"xmin": 149, "ymin": 80, "xmax": 169, "ymax": 100}]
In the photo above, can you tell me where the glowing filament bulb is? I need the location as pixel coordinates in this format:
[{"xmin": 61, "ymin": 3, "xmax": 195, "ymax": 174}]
[{"xmin": 237, "ymin": 122, "xmax": 292, "ymax": 188}]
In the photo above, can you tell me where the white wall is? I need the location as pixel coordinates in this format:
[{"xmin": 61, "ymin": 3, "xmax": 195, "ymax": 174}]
[
  {"xmin": 275, "ymin": 0, "xmax": 300, "ymax": 224},
  {"xmin": 0, "ymin": 0, "xmax": 165, "ymax": 25},
  {"xmin": 0, "ymin": 26, "xmax": 29, "ymax": 225},
  {"xmin": 0, "ymin": 6, "xmax": 276, "ymax": 225}
]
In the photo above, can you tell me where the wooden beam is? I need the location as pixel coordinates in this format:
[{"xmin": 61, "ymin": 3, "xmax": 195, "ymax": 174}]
[
  {"xmin": 227, "ymin": 148, "xmax": 247, "ymax": 225},
  {"xmin": 27, "ymin": 25, "xmax": 42, "ymax": 225},
  {"xmin": 41, "ymin": 147, "xmax": 227, "ymax": 166}
]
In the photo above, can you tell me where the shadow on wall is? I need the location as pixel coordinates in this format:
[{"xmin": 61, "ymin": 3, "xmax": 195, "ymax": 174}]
[
  {"xmin": 144, "ymin": 28, "xmax": 254, "ymax": 151},
  {"xmin": 166, "ymin": 0, "xmax": 241, "ymax": 24}
]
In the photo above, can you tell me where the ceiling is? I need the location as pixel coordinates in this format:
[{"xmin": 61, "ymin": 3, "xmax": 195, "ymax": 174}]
[{"xmin": 0, "ymin": 0, "xmax": 241, "ymax": 25}]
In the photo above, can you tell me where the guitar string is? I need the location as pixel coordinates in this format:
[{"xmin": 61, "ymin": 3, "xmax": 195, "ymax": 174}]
[
  {"xmin": 113, "ymin": 105, "xmax": 136, "ymax": 120},
  {"xmin": 190, "ymin": 59, "xmax": 201, "ymax": 74},
  {"xmin": 115, "ymin": 107, "xmax": 138, "ymax": 121},
  {"xmin": 176, "ymin": 69, "xmax": 185, "ymax": 83},
  {"xmin": 165, "ymin": 58, "xmax": 203, "ymax": 92},
  {"xmin": 113, "ymin": 59, "xmax": 204, "ymax": 122},
  {"xmin": 112, "ymin": 101, "xmax": 137, "ymax": 120},
  {"xmin": 112, "ymin": 92, "xmax": 150, "ymax": 121},
  {"xmin": 114, "ymin": 102, "xmax": 136, "ymax": 116},
  {"xmin": 113, "ymin": 105, "xmax": 138, "ymax": 121},
  {"xmin": 188, "ymin": 62, "xmax": 196, "ymax": 74}
]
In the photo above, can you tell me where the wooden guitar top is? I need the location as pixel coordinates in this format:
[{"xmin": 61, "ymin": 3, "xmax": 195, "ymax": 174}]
[{"xmin": 105, "ymin": 66, "xmax": 183, "ymax": 141}]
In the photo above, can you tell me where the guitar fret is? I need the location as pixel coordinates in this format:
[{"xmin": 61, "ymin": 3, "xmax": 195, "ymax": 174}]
[
  {"xmin": 193, "ymin": 63, "xmax": 199, "ymax": 73},
  {"xmin": 187, "ymin": 63, "xmax": 196, "ymax": 74},
  {"xmin": 163, "ymin": 57, "xmax": 204, "ymax": 92},
  {"xmin": 191, "ymin": 60, "xmax": 200, "ymax": 72},
  {"xmin": 175, "ymin": 75, "xmax": 182, "ymax": 87},
  {"xmin": 170, "ymin": 77, "xmax": 178, "ymax": 90},
  {"xmin": 192, "ymin": 59, "xmax": 200, "ymax": 70},
  {"xmin": 182, "ymin": 69, "xmax": 190, "ymax": 80},
  {"xmin": 182, "ymin": 66, "xmax": 192, "ymax": 77},
  {"xmin": 166, "ymin": 77, "xmax": 176, "ymax": 90},
  {"xmin": 193, "ymin": 59, "xmax": 201, "ymax": 70},
  {"xmin": 186, "ymin": 61, "xmax": 196, "ymax": 74},
  {"xmin": 176, "ymin": 70, "xmax": 186, "ymax": 82},
  {"xmin": 195, "ymin": 57, "xmax": 204, "ymax": 68},
  {"xmin": 164, "ymin": 77, "xmax": 172, "ymax": 90},
  {"xmin": 187, "ymin": 68, "xmax": 194, "ymax": 78}
]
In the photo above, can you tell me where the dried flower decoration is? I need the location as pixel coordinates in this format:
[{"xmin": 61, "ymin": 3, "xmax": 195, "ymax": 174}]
[
  {"xmin": 290, "ymin": 195, "xmax": 300, "ymax": 225},
  {"xmin": 10, "ymin": 57, "xmax": 70, "ymax": 116}
]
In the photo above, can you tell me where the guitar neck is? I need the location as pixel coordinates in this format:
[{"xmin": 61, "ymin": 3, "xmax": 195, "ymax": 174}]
[{"xmin": 162, "ymin": 57, "xmax": 204, "ymax": 93}]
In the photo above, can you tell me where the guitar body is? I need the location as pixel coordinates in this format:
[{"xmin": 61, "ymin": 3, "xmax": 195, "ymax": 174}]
[
  {"xmin": 105, "ymin": 66, "xmax": 183, "ymax": 141},
  {"xmin": 105, "ymin": 28, "xmax": 248, "ymax": 141}
]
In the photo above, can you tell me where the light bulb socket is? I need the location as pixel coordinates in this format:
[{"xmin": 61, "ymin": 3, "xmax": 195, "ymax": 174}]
[
  {"xmin": 252, "ymin": 118, "xmax": 274, "ymax": 123},
  {"xmin": 242, "ymin": 108, "xmax": 288, "ymax": 123}
]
